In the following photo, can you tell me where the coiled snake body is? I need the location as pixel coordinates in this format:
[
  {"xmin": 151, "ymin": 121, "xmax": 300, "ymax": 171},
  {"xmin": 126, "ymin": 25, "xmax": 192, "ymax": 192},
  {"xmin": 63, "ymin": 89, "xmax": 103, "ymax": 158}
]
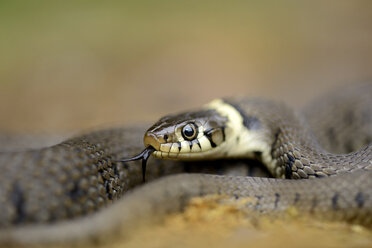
[{"xmin": 0, "ymin": 83, "xmax": 371, "ymax": 246}]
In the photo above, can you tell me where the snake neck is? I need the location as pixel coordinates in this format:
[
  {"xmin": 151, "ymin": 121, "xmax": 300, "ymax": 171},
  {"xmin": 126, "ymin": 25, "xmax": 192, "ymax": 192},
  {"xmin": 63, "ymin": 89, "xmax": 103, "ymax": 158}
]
[{"xmin": 210, "ymin": 98, "xmax": 372, "ymax": 179}]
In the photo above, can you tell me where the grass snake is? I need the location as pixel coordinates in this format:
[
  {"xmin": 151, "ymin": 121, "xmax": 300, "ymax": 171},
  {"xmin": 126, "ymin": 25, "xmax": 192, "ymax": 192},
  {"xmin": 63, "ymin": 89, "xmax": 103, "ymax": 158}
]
[{"xmin": 0, "ymin": 83, "xmax": 371, "ymax": 246}]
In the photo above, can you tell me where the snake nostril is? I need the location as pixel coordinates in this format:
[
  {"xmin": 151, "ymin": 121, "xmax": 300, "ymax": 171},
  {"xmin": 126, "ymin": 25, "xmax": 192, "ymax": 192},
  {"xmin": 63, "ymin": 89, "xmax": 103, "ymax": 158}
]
[{"xmin": 164, "ymin": 134, "xmax": 168, "ymax": 141}]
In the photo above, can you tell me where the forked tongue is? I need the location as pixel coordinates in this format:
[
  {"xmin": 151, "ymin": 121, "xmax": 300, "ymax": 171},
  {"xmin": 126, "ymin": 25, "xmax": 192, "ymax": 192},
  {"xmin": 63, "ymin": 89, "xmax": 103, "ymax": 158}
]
[{"xmin": 117, "ymin": 146, "xmax": 155, "ymax": 182}]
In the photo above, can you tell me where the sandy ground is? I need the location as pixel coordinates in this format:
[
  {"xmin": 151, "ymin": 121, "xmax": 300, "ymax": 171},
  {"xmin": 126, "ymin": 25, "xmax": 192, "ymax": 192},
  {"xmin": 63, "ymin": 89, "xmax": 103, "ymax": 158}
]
[
  {"xmin": 1, "ymin": 1, "xmax": 372, "ymax": 247},
  {"xmin": 115, "ymin": 196, "xmax": 372, "ymax": 248}
]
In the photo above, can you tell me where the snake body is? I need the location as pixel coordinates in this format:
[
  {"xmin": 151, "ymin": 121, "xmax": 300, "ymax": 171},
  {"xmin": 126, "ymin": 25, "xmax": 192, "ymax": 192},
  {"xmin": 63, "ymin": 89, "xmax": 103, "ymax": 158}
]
[{"xmin": 0, "ymin": 83, "xmax": 371, "ymax": 246}]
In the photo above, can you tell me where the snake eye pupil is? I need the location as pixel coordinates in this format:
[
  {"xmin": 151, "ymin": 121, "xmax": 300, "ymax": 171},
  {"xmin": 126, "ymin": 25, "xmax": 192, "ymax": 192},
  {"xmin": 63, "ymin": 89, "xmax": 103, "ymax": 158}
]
[
  {"xmin": 184, "ymin": 126, "xmax": 194, "ymax": 137},
  {"xmin": 182, "ymin": 123, "xmax": 197, "ymax": 140}
]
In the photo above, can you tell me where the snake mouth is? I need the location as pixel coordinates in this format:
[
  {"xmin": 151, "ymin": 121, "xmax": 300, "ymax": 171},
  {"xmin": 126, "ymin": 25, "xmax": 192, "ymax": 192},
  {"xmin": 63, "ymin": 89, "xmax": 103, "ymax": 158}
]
[
  {"xmin": 117, "ymin": 146, "xmax": 155, "ymax": 182},
  {"xmin": 143, "ymin": 132, "xmax": 162, "ymax": 151}
]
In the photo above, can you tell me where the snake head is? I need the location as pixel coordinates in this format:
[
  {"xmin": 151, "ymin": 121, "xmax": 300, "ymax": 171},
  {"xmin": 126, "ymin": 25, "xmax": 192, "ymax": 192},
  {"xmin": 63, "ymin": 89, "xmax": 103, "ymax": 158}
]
[
  {"xmin": 119, "ymin": 98, "xmax": 263, "ymax": 180},
  {"xmin": 117, "ymin": 106, "xmax": 228, "ymax": 181},
  {"xmin": 144, "ymin": 106, "xmax": 229, "ymax": 160}
]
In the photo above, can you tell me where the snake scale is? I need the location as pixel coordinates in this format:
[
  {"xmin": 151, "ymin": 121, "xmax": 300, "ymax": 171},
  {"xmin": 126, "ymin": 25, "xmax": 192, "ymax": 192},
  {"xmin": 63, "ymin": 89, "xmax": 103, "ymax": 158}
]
[{"xmin": 0, "ymin": 83, "xmax": 371, "ymax": 246}]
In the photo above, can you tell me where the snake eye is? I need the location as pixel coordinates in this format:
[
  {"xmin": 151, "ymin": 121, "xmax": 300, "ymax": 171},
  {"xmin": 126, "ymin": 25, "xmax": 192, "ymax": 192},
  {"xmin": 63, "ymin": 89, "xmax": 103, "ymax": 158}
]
[{"xmin": 182, "ymin": 123, "xmax": 198, "ymax": 140}]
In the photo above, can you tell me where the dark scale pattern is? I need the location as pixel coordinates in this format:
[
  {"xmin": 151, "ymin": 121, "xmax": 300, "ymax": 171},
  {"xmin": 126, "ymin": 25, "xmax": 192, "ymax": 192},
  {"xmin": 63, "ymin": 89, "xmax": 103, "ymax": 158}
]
[
  {"xmin": 226, "ymin": 94, "xmax": 372, "ymax": 180},
  {"xmin": 0, "ymin": 126, "xmax": 187, "ymax": 226}
]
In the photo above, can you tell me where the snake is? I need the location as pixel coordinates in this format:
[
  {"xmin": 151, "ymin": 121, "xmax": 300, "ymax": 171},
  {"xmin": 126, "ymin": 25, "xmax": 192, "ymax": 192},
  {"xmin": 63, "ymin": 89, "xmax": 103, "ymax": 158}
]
[{"xmin": 0, "ymin": 83, "xmax": 371, "ymax": 246}]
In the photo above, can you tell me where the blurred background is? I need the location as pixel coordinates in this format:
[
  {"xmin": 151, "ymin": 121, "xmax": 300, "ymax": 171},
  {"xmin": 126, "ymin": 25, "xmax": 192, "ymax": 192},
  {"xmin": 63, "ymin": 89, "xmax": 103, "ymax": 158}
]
[
  {"xmin": 0, "ymin": 0, "xmax": 371, "ymax": 133},
  {"xmin": 1, "ymin": 2, "xmax": 372, "ymax": 246}
]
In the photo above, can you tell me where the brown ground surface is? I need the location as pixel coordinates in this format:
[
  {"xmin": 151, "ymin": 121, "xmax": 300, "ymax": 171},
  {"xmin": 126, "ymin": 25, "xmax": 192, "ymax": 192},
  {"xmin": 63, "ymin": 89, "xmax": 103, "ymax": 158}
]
[
  {"xmin": 115, "ymin": 196, "xmax": 372, "ymax": 248},
  {"xmin": 1, "ymin": 1, "xmax": 372, "ymax": 247}
]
